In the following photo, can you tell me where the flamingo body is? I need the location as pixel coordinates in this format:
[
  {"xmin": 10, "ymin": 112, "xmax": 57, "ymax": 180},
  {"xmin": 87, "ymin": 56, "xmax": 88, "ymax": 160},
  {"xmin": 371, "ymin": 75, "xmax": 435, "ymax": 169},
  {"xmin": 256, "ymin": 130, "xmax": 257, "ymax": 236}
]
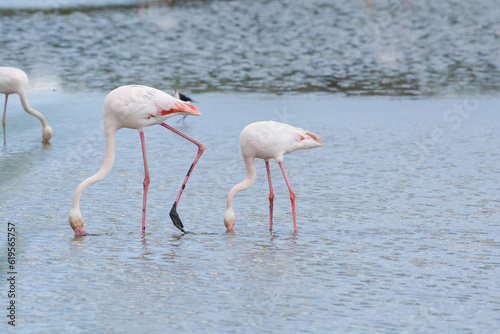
[
  {"xmin": 224, "ymin": 121, "xmax": 324, "ymax": 232},
  {"xmin": 172, "ymin": 90, "xmax": 194, "ymax": 124},
  {"xmin": 0, "ymin": 66, "xmax": 52, "ymax": 144},
  {"xmin": 103, "ymin": 85, "xmax": 199, "ymax": 130},
  {"xmin": 240, "ymin": 121, "xmax": 324, "ymax": 162},
  {"xmin": 0, "ymin": 67, "xmax": 28, "ymax": 95},
  {"xmin": 69, "ymin": 85, "xmax": 204, "ymax": 236}
]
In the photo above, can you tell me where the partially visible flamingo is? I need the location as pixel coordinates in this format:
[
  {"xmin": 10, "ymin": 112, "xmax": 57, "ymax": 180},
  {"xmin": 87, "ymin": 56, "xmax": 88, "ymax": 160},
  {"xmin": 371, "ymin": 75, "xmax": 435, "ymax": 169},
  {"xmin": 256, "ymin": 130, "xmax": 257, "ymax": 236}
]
[
  {"xmin": 223, "ymin": 121, "xmax": 324, "ymax": 232},
  {"xmin": 173, "ymin": 90, "xmax": 194, "ymax": 124},
  {"xmin": 0, "ymin": 67, "xmax": 52, "ymax": 144},
  {"xmin": 68, "ymin": 85, "xmax": 205, "ymax": 236}
]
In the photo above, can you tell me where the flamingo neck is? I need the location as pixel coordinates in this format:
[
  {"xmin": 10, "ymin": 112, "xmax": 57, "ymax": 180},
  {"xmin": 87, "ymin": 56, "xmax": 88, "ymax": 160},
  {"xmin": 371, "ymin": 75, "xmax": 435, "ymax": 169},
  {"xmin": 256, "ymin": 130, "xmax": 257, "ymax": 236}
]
[
  {"xmin": 18, "ymin": 91, "xmax": 49, "ymax": 129},
  {"xmin": 71, "ymin": 128, "xmax": 117, "ymax": 209},
  {"xmin": 226, "ymin": 155, "xmax": 257, "ymax": 210}
]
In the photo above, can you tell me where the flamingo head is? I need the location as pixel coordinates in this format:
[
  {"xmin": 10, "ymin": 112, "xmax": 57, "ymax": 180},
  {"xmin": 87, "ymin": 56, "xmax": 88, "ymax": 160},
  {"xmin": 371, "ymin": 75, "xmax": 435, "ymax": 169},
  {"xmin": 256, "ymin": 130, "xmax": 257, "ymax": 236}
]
[
  {"xmin": 223, "ymin": 208, "xmax": 236, "ymax": 232},
  {"xmin": 68, "ymin": 207, "xmax": 87, "ymax": 236},
  {"xmin": 42, "ymin": 125, "xmax": 53, "ymax": 144}
]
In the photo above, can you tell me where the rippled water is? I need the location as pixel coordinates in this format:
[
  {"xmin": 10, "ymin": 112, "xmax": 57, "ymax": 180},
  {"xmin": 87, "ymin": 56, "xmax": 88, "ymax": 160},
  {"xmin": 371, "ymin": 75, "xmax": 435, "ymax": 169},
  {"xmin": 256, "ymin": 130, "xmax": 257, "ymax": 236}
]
[
  {"xmin": 1, "ymin": 0, "xmax": 500, "ymax": 333},
  {"xmin": 1, "ymin": 0, "xmax": 500, "ymax": 96},
  {"xmin": 1, "ymin": 92, "xmax": 499, "ymax": 332}
]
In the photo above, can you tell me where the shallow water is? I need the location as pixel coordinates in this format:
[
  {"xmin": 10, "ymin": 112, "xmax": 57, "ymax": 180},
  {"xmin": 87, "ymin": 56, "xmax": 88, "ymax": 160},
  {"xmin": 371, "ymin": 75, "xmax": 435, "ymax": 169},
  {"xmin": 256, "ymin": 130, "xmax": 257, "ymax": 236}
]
[
  {"xmin": 1, "ymin": 0, "xmax": 500, "ymax": 96},
  {"xmin": 1, "ymin": 92, "xmax": 499, "ymax": 333}
]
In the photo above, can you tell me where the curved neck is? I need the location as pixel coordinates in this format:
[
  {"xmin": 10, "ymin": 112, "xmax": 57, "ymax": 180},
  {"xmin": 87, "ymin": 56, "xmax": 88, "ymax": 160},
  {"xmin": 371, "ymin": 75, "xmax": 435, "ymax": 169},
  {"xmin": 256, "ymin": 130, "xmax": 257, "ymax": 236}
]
[
  {"xmin": 19, "ymin": 91, "xmax": 48, "ymax": 128},
  {"xmin": 226, "ymin": 155, "xmax": 257, "ymax": 210},
  {"xmin": 71, "ymin": 128, "xmax": 117, "ymax": 209}
]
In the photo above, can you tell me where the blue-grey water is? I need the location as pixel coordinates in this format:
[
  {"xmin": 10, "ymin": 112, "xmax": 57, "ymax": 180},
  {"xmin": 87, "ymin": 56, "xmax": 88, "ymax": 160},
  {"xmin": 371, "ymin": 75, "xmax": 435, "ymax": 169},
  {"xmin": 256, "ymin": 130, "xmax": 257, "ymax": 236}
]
[
  {"xmin": 1, "ymin": 0, "xmax": 500, "ymax": 333},
  {"xmin": 1, "ymin": 0, "xmax": 500, "ymax": 96}
]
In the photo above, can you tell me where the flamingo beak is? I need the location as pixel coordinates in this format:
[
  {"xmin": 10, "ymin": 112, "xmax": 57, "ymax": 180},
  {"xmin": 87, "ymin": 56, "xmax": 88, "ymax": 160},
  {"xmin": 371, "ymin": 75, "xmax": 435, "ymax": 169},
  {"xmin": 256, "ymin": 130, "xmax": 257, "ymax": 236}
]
[{"xmin": 74, "ymin": 227, "xmax": 87, "ymax": 236}]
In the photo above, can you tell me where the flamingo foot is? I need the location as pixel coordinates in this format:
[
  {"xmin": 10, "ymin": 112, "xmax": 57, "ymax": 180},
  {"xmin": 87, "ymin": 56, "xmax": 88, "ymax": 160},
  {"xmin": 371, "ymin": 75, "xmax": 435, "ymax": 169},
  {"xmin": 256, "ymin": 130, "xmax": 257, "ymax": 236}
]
[
  {"xmin": 74, "ymin": 227, "xmax": 86, "ymax": 236},
  {"xmin": 169, "ymin": 202, "xmax": 185, "ymax": 233}
]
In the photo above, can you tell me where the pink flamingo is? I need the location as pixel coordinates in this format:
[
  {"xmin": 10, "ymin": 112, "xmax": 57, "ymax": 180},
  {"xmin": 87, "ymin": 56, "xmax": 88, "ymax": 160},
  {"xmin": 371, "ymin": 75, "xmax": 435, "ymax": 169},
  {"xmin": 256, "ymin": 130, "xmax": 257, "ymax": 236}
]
[
  {"xmin": 0, "ymin": 67, "xmax": 52, "ymax": 144},
  {"xmin": 223, "ymin": 121, "xmax": 324, "ymax": 232},
  {"xmin": 68, "ymin": 85, "xmax": 205, "ymax": 236}
]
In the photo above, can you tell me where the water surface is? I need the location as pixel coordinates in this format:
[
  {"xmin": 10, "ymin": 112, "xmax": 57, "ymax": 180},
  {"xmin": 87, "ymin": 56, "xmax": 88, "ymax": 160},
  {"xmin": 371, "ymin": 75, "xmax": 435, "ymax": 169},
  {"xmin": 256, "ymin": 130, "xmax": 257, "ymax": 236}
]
[
  {"xmin": 1, "ymin": 0, "xmax": 499, "ymax": 96},
  {"xmin": 1, "ymin": 93, "xmax": 499, "ymax": 332},
  {"xmin": 1, "ymin": 0, "xmax": 500, "ymax": 332}
]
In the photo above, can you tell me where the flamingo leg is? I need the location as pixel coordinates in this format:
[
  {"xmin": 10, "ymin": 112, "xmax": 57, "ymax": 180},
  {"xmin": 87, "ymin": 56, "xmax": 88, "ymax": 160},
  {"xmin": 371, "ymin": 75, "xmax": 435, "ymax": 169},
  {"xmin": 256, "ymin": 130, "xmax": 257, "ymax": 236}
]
[
  {"xmin": 140, "ymin": 132, "xmax": 150, "ymax": 234},
  {"xmin": 265, "ymin": 161, "xmax": 274, "ymax": 231},
  {"xmin": 3, "ymin": 95, "xmax": 8, "ymax": 145},
  {"xmin": 278, "ymin": 162, "xmax": 296, "ymax": 232},
  {"xmin": 160, "ymin": 122, "xmax": 205, "ymax": 233},
  {"xmin": 177, "ymin": 115, "xmax": 188, "ymax": 124}
]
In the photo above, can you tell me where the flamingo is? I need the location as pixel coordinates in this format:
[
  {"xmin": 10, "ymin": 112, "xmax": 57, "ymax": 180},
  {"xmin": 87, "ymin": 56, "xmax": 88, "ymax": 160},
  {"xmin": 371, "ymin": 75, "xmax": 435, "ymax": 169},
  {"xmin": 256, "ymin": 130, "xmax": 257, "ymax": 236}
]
[
  {"xmin": 172, "ymin": 90, "xmax": 194, "ymax": 124},
  {"xmin": 223, "ymin": 121, "xmax": 324, "ymax": 232},
  {"xmin": 68, "ymin": 85, "xmax": 205, "ymax": 236},
  {"xmin": 0, "ymin": 67, "xmax": 52, "ymax": 144}
]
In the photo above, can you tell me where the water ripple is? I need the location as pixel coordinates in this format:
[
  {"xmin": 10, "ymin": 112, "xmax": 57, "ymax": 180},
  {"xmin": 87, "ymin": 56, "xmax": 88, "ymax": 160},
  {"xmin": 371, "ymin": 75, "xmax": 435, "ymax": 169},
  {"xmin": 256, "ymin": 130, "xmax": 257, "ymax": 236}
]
[{"xmin": 1, "ymin": 0, "xmax": 499, "ymax": 96}]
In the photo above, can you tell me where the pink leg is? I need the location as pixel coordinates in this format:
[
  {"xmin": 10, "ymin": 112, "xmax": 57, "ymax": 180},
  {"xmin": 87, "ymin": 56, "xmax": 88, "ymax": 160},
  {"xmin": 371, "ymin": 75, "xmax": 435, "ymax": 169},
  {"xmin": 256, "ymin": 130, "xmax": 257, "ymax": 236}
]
[
  {"xmin": 3, "ymin": 95, "xmax": 8, "ymax": 145},
  {"xmin": 160, "ymin": 122, "xmax": 205, "ymax": 232},
  {"xmin": 278, "ymin": 162, "xmax": 297, "ymax": 232},
  {"xmin": 140, "ymin": 132, "xmax": 150, "ymax": 234},
  {"xmin": 265, "ymin": 161, "xmax": 274, "ymax": 231}
]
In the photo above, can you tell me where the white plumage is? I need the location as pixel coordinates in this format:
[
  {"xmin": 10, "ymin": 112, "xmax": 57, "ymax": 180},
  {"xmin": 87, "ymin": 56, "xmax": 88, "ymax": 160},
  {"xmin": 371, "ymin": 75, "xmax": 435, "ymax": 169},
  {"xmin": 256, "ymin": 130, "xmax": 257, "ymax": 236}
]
[
  {"xmin": 240, "ymin": 121, "xmax": 324, "ymax": 162},
  {"xmin": 69, "ymin": 85, "xmax": 205, "ymax": 236},
  {"xmin": 224, "ymin": 121, "xmax": 324, "ymax": 232},
  {"xmin": 0, "ymin": 66, "xmax": 52, "ymax": 144}
]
